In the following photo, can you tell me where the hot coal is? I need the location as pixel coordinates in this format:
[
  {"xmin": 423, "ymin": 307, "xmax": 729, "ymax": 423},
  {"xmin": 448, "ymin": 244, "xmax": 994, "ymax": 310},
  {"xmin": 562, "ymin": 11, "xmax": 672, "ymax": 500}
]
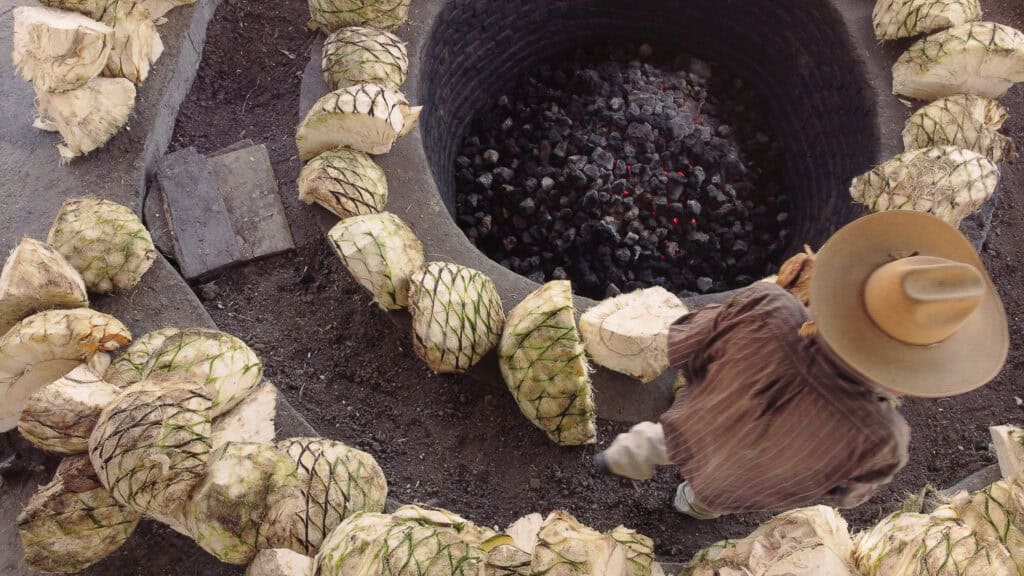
[{"xmin": 454, "ymin": 43, "xmax": 790, "ymax": 299}]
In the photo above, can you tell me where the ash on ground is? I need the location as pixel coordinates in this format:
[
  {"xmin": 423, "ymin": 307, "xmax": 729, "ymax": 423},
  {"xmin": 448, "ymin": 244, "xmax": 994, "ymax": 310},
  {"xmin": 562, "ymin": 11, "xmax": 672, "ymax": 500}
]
[{"xmin": 454, "ymin": 43, "xmax": 790, "ymax": 299}]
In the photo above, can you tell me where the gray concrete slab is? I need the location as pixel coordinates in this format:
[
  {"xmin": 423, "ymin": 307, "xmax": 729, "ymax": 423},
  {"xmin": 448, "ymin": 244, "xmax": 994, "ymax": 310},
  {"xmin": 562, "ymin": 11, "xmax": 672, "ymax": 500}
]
[
  {"xmin": 145, "ymin": 139, "xmax": 265, "ymax": 259},
  {"xmin": 0, "ymin": 0, "xmax": 318, "ymax": 573},
  {"xmin": 209, "ymin": 144, "xmax": 295, "ymax": 261},
  {"xmin": 158, "ymin": 146, "xmax": 242, "ymax": 280}
]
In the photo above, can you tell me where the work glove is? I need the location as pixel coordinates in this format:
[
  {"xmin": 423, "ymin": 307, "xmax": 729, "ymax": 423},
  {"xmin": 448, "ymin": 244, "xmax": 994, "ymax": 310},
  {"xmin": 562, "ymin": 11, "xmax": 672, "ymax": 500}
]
[{"xmin": 594, "ymin": 422, "xmax": 672, "ymax": 481}]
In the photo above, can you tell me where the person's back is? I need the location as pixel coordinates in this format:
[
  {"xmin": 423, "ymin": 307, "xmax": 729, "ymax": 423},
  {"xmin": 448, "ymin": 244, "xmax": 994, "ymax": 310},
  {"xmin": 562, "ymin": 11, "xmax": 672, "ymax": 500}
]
[{"xmin": 662, "ymin": 281, "xmax": 908, "ymax": 514}]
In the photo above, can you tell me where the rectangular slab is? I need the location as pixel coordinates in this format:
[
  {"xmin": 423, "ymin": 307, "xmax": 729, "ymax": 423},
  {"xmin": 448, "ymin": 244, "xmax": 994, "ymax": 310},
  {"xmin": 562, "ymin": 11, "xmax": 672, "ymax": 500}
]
[
  {"xmin": 208, "ymin": 144, "xmax": 294, "ymax": 260},
  {"xmin": 157, "ymin": 146, "xmax": 241, "ymax": 280},
  {"xmin": 144, "ymin": 139, "xmax": 256, "ymax": 259}
]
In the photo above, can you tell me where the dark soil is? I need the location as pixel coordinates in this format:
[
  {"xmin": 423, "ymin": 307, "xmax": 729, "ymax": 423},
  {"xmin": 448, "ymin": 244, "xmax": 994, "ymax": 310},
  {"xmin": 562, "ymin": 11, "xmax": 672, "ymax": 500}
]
[
  {"xmin": 168, "ymin": 0, "xmax": 1024, "ymax": 564},
  {"xmin": 454, "ymin": 44, "xmax": 787, "ymax": 300}
]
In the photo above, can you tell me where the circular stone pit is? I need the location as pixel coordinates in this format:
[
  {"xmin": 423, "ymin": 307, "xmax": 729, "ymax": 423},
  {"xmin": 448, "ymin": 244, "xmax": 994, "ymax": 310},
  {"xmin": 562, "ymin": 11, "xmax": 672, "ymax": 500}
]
[
  {"xmin": 452, "ymin": 43, "xmax": 790, "ymax": 300},
  {"xmin": 420, "ymin": 0, "xmax": 878, "ymax": 272},
  {"xmin": 300, "ymin": 0, "xmax": 909, "ymax": 423}
]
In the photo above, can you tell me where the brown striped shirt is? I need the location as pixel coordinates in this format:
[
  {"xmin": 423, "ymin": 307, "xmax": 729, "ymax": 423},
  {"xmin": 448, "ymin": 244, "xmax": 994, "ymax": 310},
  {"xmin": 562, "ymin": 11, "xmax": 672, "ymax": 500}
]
[{"xmin": 661, "ymin": 282, "xmax": 909, "ymax": 513}]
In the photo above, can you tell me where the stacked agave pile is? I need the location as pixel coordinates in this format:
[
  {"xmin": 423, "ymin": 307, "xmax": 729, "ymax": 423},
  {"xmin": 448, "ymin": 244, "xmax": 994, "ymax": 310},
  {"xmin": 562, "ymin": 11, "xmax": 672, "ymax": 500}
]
[
  {"xmin": 0, "ymin": 197, "xmax": 154, "ymax": 431},
  {"xmin": 850, "ymin": 1, "xmax": 1022, "ymax": 225},
  {"xmin": 3, "ymin": 200, "xmax": 389, "ymax": 574},
  {"xmin": 296, "ymin": 2, "xmax": 608, "ymax": 447},
  {"xmin": 9, "ymin": 0, "xmax": 194, "ymax": 163},
  {"xmin": 297, "ymin": 0, "xmax": 1023, "ymax": 456},
  {"xmin": 680, "ymin": 490, "xmax": 1024, "ymax": 576},
  {"xmin": 305, "ymin": 507, "xmax": 662, "ymax": 576},
  {"xmin": 849, "ymin": 476, "xmax": 1024, "ymax": 576},
  {"xmin": 305, "ymin": 0, "xmax": 1023, "ymax": 450}
]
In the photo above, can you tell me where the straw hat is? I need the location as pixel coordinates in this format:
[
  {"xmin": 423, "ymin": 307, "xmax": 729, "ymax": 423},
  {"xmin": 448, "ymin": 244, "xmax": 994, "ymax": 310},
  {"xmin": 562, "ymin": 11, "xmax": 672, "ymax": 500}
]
[{"xmin": 810, "ymin": 210, "xmax": 1008, "ymax": 397}]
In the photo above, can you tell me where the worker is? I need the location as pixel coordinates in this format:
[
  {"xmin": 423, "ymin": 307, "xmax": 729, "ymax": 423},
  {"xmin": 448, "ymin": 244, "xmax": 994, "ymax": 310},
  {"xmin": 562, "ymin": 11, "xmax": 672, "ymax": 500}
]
[{"xmin": 595, "ymin": 210, "xmax": 1009, "ymax": 518}]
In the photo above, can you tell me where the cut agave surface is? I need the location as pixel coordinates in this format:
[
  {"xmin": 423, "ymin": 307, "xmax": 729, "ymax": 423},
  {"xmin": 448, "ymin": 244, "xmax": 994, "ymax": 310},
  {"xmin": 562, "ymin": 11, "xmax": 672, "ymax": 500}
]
[
  {"xmin": 0, "ymin": 237, "xmax": 89, "ymax": 336},
  {"xmin": 296, "ymin": 84, "xmax": 421, "ymax": 159},
  {"xmin": 12, "ymin": 7, "xmax": 113, "ymax": 93},
  {"xmin": 0, "ymin": 307, "xmax": 129, "ymax": 432},
  {"xmin": 892, "ymin": 22, "xmax": 1024, "ymax": 99}
]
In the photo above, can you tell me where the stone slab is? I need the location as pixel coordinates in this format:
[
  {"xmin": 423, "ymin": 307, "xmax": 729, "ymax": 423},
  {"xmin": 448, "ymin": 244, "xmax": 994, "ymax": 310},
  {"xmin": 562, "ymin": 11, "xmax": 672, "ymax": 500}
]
[
  {"xmin": 145, "ymin": 139, "xmax": 262, "ymax": 259},
  {"xmin": 941, "ymin": 464, "xmax": 1002, "ymax": 497},
  {"xmin": 158, "ymin": 146, "xmax": 242, "ymax": 280},
  {"xmin": 209, "ymin": 144, "xmax": 295, "ymax": 261}
]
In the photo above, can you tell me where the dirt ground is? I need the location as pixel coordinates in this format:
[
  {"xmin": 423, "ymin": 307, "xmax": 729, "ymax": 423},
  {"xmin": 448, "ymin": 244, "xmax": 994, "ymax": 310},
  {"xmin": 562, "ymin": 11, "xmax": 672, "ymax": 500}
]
[{"xmin": 170, "ymin": 0, "xmax": 1024, "ymax": 561}]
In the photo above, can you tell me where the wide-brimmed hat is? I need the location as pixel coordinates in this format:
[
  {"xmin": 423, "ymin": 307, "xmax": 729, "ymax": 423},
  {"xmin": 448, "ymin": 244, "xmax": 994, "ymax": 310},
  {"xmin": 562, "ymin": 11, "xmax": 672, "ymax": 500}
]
[{"xmin": 810, "ymin": 210, "xmax": 1008, "ymax": 398}]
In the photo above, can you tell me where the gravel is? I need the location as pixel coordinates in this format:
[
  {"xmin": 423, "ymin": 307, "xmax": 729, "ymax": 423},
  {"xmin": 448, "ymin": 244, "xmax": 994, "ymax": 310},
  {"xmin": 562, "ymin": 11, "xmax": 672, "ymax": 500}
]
[{"xmin": 454, "ymin": 43, "xmax": 790, "ymax": 299}]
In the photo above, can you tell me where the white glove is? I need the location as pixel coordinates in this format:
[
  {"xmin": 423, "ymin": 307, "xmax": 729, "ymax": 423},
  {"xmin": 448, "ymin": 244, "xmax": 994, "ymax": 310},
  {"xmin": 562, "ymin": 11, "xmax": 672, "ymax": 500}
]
[{"xmin": 598, "ymin": 422, "xmax": 672, "ymax": 480}]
